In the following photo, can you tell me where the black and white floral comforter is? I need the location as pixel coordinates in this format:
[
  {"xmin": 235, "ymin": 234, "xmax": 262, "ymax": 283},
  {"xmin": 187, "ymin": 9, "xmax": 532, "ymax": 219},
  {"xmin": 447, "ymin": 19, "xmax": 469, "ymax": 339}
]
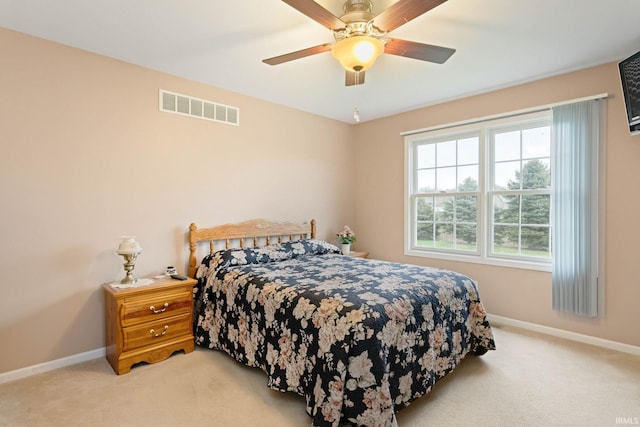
[{"xmin": 193, "ymin": 239, "xmax": 495, "ymax": 427}]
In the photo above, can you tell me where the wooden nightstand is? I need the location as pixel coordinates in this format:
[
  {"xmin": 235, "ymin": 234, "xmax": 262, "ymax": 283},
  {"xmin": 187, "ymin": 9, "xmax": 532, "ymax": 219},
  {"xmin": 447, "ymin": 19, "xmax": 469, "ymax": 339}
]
[
  {"xmin": 103, "ymin": 276, "xmax": 196, "ymax": 374},
  {"xmin": 348, "ymin": 251, "xmax": 369, "ymax": 258}
]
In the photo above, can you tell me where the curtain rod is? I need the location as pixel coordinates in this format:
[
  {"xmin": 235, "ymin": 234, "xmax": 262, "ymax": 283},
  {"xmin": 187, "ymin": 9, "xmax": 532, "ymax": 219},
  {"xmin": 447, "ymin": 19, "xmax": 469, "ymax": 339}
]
[{"xmin": 400, "ymin": 93, "xmax": 609, "ymax": 137}]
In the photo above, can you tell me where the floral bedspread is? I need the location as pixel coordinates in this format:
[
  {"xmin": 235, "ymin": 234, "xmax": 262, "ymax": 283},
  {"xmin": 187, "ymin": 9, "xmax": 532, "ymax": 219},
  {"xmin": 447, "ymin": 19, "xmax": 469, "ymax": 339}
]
[{"xmin": 193, "ymin": 240, "xmax": 495, "ymax": 427}]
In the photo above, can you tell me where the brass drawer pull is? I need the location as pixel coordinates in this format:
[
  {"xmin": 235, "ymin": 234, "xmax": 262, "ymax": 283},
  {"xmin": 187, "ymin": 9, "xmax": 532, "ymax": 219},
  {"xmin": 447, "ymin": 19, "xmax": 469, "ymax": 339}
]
[
  {"xmin": 150, "ymin": 325, "xmax": 169, "ymax": 337},
  {"xmin": 149, "ymin": 303, "xmax": 169, "ymax": 314}
]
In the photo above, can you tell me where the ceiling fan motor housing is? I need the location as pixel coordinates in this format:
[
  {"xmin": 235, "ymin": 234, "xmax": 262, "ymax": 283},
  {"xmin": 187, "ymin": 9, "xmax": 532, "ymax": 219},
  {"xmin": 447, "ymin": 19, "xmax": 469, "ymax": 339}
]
[
  {"xmin": 342, "ymin": 0, "xmax": 375, "ymax": 19},
  {"xmin": 341, "ymin": 0, "xmax": 377, "ymax": 34},
  {"xmin": 335, "ymin": 0, "xmax": 386, "ymax": 41}
]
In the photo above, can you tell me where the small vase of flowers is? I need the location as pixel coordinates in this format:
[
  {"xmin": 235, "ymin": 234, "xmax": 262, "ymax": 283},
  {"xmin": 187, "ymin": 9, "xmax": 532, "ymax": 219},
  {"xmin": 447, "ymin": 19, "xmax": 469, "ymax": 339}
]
[{"xmin": 337, "ymin": 225, "xmax": 356, "ymax": 255}]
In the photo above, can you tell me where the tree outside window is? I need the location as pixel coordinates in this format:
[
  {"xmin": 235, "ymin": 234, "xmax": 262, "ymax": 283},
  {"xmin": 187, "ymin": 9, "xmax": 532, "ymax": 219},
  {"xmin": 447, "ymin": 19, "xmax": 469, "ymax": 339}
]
[{"xmin": 491, "ymin": 125, "xmax": 551, "ymax": 259}]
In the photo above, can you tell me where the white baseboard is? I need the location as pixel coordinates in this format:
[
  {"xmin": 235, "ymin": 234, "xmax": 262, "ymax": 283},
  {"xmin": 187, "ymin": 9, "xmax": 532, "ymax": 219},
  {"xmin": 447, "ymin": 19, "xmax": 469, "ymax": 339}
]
[
  {"xmin": 2, "ymin": 316, "xmax": 639, "ymax": 385},
  {"xmin": 0, "ymin": 347, "xmax": 106, "ymax": 385},
  {"xmin": 488, "ymin": 314, "xmax": 640, "ymax": 356}
]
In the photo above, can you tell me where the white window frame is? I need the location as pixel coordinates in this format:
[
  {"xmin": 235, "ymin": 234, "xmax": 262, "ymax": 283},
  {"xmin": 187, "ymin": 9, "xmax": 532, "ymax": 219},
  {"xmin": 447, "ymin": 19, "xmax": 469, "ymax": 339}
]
[
  {"xmin": 408, "ymin": 128, "xmax": 483, "ymax": 256},
  {"xmin": 487, "ymin": 116, "xmax": 552, "ymax": 263},
  {"xmin": 405, "ymin": 111, "xmax": 552, "ymax": 272}
]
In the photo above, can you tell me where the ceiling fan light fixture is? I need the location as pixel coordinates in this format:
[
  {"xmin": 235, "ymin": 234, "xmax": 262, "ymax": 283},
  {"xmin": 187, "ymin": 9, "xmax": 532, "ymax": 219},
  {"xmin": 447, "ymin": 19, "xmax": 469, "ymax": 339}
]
[{"xmin": 332, "ymin": 36, "xmax": 384, "ymax": 72}]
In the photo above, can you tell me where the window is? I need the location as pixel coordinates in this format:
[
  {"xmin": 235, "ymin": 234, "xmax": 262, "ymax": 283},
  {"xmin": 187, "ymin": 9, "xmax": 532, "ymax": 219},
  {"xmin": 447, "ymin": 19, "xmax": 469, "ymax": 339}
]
[
  {"xmin": 405, "ymin": 111, "xmax": 552, "ymax": 271},
  {"xmin": 413, "ymin": 133, "xmax": 480, "ymax": 253},
  {"xmin": 489, "ymin": 121, "xmax": 551, "ymax": 260}
]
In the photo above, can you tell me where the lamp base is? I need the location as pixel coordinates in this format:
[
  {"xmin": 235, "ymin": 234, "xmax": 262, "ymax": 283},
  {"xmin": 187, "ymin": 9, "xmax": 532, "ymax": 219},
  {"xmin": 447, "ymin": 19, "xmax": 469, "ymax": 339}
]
[
  {"xmin": 120, "ymin": 274, "xmax": 137, "ymax": 285},
  {"xmin": 119, "ymin": 255, "xmax": 138, "ymax": 284}
]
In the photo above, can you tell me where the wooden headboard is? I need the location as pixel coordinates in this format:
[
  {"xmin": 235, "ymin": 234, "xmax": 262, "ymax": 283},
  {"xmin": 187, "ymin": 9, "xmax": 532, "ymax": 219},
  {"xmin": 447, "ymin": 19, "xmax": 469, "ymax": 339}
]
[{"xmin": 188, "ymin": 218, "xmax": 316, "ymax": 278}]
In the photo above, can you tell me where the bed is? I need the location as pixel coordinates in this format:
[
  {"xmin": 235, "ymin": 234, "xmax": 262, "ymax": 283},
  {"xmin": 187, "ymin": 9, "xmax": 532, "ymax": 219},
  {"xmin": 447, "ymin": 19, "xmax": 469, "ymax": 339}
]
[{"xmin": 189, "ymin": 219, "xmax": 495, "ymax": 427}]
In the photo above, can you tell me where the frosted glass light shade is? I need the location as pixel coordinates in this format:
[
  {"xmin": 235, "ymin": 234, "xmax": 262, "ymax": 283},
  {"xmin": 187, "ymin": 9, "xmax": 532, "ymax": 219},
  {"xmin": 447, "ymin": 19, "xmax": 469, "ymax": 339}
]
[
  {"xmin": 332, "ymin": 36, "xmax": 384, "ymax": 72},
  {"xmin": 117, "ymin": 236, "xmax": 142, "ymax": 255}
]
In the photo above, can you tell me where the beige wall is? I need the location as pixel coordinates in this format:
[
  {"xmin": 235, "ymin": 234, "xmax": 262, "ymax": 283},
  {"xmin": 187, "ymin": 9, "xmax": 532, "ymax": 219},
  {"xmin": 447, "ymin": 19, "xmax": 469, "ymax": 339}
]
[
  {"xmin": 0, "ymin": 28, "xmax": 355, "ymax": 373},
  {"xmin": 2, "ymin": 26, "xmax": 638, "ymax": 375},
  {"xmin": 352, "ymin": 63, "xmax": 640, "ymax": 347}
]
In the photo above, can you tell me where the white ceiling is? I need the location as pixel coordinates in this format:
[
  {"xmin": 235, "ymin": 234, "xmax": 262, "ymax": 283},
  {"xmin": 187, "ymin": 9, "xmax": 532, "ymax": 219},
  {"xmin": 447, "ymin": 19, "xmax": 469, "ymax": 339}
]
[{"xmin": 1, "ymin": 0, "xmax": 639, "ymax": 123}]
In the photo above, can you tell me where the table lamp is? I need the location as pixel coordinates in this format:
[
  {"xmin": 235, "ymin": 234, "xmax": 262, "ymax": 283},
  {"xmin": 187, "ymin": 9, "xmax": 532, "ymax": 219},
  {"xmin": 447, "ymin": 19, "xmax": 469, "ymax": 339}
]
[{"xmin": 116, "ymin": 236, "xmax": 142, "ymax": 284}]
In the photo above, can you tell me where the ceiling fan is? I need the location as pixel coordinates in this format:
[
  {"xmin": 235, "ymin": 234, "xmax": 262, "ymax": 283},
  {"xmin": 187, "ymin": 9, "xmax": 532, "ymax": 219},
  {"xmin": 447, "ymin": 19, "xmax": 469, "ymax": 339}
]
[{"xmin": 263, "ymin": 0, "xmax": 455, "ymax": 86}]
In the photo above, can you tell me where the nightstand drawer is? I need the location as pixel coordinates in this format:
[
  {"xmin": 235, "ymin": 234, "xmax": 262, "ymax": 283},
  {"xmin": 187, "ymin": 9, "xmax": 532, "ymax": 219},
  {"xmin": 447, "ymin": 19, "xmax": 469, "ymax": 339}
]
[
  {"xmin": 122, "ymin": 313, "xmax": 192, "ymax": 352},
  {"xmin": 121, "ymin": 289, "xmax": 192, "ymax": 327}
]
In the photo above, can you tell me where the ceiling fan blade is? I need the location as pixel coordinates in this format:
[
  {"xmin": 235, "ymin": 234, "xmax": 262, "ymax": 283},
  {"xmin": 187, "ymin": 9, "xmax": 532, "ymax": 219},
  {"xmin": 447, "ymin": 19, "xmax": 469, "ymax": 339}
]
[
  {"xmin": 345, "ymin": 70, "xmax": 366, "ymax": 86},
  {"xmin": 385, "ymin": 39, "xmax": 455, "ymax": 64},
  {"xmin": 373, "ymin": 0, "xmax": 447, "ymax": 32},
  {"xmin": 263, "ymin": 44, "xmax": 332, "ymax": 65},
  {"xmin": 282, "ymin": 0, "xmax": 346, "ymax": 30}
]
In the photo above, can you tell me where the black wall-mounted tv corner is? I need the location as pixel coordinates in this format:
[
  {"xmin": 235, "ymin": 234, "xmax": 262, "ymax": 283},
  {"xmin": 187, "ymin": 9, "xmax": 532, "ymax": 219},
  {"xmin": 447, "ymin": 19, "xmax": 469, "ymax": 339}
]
[{"xmin": 619, "ymin": 50, "xmax": 640, "ymax": 136}]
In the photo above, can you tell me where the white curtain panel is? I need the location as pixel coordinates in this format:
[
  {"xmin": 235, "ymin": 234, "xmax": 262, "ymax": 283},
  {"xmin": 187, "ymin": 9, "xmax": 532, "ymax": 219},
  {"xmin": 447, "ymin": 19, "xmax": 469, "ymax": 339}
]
[{"xmin": 551, "ymin": 100, "xmax": 600, "ymax": 317}]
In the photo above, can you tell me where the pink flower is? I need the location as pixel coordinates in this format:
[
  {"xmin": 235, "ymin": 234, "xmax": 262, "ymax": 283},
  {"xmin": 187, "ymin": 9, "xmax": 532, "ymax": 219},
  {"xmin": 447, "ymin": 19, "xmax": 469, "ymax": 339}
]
[{"xmin": 337, "ymin": 225, "xmax": 357, "ymax": 244}]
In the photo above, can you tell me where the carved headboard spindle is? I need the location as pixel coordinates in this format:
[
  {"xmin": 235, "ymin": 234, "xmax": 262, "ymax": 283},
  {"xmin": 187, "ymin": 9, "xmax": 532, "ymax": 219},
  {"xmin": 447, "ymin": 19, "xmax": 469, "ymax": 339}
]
[{"xmin": 188, "ymin": 219, "xmax": 316, "ymax": 278}]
